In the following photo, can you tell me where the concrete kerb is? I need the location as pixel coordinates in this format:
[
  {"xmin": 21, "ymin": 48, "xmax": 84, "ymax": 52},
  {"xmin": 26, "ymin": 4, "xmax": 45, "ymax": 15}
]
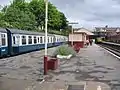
[{"xmin": 37, "ymin": 80, "xmax": 111, "ymax": 90}]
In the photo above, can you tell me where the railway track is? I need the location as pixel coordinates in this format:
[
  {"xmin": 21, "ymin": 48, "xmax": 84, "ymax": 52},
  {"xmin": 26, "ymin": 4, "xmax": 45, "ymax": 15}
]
[{"xmin": 98, "ymin": 42, "xmax": 120, "ymax": 57}]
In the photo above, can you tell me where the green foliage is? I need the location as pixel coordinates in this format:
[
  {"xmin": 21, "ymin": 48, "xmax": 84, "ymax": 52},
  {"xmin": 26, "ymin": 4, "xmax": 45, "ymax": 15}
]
[
  {"xmin": 2, "ymin": 0, "xmax": 36, "ymax": 30},
  {"xmin": 0, "ymin": 0, "xmax": 69, "ymax": 35},
  {"xmin": 53, "ymin": 45, "xmax": 76, "ymax": 56},
  {"xmin": 29, "ymin": 0, "xmax": 45, "ymax": 30}
]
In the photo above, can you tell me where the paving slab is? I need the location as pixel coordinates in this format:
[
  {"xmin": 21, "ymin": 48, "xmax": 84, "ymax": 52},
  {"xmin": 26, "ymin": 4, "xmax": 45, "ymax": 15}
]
[{"xmin": 37, "ymin": 81, "xmax": 110, "ymax": 90}]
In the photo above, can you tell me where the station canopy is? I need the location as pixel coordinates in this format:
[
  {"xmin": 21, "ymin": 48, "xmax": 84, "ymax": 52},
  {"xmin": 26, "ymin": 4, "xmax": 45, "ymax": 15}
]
[{"xmin": 74, "ymin": 28, "xmax": 94, "ymax": 35}]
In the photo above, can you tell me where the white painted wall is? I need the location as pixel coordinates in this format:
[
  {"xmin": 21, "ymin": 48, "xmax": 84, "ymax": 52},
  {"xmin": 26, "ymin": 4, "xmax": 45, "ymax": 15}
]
[{"xmin": 69, "ymin": 34, "xmax": 83, "ymax": 41}]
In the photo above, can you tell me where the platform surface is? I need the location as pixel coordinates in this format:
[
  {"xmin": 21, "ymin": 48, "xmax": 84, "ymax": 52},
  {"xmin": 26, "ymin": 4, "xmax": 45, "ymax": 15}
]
[{"xmin": 0, "ymin": 44, "xmax": 119, "ymax": 90}]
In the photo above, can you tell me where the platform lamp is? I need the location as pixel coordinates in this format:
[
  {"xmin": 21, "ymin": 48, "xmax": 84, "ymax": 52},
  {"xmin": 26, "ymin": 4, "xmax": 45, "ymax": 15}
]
[
  {"xmin": 44, "ymin": 0, "xmax": 48, "ymax": 75},
  {"xmin": 68, "ymin": 22, "xmax": 79, "ymax": 46}
]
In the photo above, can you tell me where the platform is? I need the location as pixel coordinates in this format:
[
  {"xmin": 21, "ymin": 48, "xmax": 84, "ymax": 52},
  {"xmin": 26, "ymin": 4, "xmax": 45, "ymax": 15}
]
[{"xmin": 0, "ymin": 44, "xmax": 120, "ymax": 90}]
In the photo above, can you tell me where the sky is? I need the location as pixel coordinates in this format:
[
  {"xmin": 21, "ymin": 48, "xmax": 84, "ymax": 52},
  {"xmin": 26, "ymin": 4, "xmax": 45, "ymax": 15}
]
[{"xmin": 1, "ymin": 0, "xmax": 120, "ymax": 30}]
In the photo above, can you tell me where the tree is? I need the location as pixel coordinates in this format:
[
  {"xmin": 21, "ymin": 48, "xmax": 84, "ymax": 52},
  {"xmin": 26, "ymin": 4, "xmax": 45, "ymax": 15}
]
[
  {"xmin": 2, "ymin": 0, "xmax": 36, "ymax": 30},
  {"xmin": 29, "ymin": 0, "xmax": 68, "ymax": 31},
  {"xmin": 47, "ymin": 3, "xmax": 62, "ymax": 30},
  {"xmin": 59, "ymin": 12, "xmax": 68, "ymax": 29},
  {"xmin": 29, "ymin": 0, "xmax": 45, "ymax": 30},
  {"xmin": 0, "ymin": 0, "xmax": 69, "ymax": 35}
]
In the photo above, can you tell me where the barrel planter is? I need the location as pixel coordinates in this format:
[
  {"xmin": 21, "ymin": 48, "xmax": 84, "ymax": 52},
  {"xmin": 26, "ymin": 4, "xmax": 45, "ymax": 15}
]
[{"xmin": 57, "ymin": 54, "xmax": 72, "ymax": 59}]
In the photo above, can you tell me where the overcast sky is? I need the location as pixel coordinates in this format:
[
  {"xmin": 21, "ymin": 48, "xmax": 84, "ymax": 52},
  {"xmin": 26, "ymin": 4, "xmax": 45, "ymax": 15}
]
[{"xmin": 1, "ymin": 0, "xmax": 120, "ymax": 30}]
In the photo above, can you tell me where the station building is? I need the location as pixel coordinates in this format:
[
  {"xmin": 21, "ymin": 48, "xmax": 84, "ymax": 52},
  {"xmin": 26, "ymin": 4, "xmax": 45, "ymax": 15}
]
[{"xmin": 69, "ymin": 28, "xmax": 94, "ymax": 48}]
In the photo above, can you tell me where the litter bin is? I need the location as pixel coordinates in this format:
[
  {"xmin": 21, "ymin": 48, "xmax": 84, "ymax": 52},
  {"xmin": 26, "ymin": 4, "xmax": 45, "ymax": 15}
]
[
  {"xmin": 47, "ymin": 58, "xmax": 58, "ymax": 70},
  {"xmin": 73, "ymin": 44, "xmax": 80, "ymax": 53}
]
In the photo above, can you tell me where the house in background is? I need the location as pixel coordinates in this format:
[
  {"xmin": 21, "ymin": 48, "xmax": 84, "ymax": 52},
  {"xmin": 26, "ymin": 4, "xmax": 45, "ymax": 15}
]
[
  {"xmin": 69, "ymin": 28, "xmax": 94, "ymax": 48},
  {"xmin": 95, "ymin": 26, "xmax": 120, "ymax": 37}
]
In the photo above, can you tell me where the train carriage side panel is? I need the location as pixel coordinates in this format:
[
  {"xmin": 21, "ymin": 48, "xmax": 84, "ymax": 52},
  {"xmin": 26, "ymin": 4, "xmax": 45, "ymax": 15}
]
[
  {"xmin": 5, "ymin": 28, "xmax": 68, "ymax": 55},
  {"xmin": 54, "ymin": 35, "xmax": 60, "ymax": 46},
  {"xmin": 18, "ymin": 34, "xmax": 45, "ymax": 53}
]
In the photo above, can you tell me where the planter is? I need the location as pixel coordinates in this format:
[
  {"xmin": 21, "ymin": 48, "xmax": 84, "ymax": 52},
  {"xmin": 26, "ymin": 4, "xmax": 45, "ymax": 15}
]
[{"xmin": 57, "ymin": 54, "xmax": 72, "ymax": 59}]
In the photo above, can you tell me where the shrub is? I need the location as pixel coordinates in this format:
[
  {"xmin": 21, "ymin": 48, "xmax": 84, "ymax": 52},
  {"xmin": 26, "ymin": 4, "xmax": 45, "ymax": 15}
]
[{"xmin": 53, "ymin": 45, "xmax": 76, "ymax": 56}]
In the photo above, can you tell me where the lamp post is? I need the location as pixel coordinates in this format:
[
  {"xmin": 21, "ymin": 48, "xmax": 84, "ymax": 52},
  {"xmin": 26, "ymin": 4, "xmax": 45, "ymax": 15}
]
[
  {"xmin": 68, "ymin": 22, "xmax": 79, "ymax": 46},
  {"xmin": 44, "ymin": 0, "xmax": 48, "ymax": 75}
]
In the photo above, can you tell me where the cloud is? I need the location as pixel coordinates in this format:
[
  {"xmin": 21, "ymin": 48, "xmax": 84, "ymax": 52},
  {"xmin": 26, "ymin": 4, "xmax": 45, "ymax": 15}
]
[
  {"xmin": 1, "ymin": 0, "xmax": 120, "ymax": 30},
  {"xmin": 0, "ymin": 0, "xmax": 12, "ymax": 6},
  {"xmin": 50, "ymin": 0, "xmax": 120, "ymax": 29}
]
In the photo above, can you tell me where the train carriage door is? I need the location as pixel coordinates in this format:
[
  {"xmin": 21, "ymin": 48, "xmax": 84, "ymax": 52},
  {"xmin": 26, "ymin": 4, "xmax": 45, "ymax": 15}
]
[
  {"xmin": 12, "ymin": 34, "xmax": 20, "ymax": 54},
  {"xmin": 0, "ymin": 32, "xmax": 1, "ymax": 47},
  {"xmin": 6, "ymin": 29, "xmax": 12, "ymax": 55},
  {"xmin": 0, "ymin": 32, "xmax": 1, "ymax": 56},
  {"xmin": 0, "ymin": 33, "xmax": 8, "ymax": 56}
]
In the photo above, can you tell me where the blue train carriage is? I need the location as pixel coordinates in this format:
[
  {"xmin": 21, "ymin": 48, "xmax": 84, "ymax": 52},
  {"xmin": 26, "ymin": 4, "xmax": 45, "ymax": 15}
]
[
  {"xmin": 53, "ymin": 35, "xmax": 66, "ymax": 46},
  {"xmin": 0, "ymin": 28, "xmax": 8, "ymax": 57},
  {"xmin": 6, "ymin": 28, "xmax": 54, "ymax": 55},
  {"xmin": 63, "ymin": 36, "xmax": 68, "ymax": 44}
]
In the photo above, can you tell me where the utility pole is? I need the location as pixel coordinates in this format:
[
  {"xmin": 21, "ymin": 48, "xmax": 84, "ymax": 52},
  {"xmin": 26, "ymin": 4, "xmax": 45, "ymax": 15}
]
[
  {"xmin": 44, "ymin": 0, "xmax": 48, "ymax": 75},
  {"xmin": 68, "ymin": 22, "xmax": 79, "ymax": 46}
]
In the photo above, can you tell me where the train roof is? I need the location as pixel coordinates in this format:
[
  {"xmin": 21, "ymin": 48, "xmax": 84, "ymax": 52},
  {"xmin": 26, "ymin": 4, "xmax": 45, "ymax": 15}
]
[
  {"xmin": 0, "ymin": 28, "xmax": 67, "ymax": 37},
  {"xmin": 6, "ymin": 28, "xmax": 53, "ymax": 36},
  {"xmin": 0, "ymin": 28, "xmax": 7, "ymax": 33}
]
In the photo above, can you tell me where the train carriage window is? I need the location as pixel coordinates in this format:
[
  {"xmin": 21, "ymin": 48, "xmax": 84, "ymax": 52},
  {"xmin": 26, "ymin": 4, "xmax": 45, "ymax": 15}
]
[
  {"xmin": 42, "ymin": 36, "xmax": 44, "ymax": 43},
  {"xmin": 1, "ymin": 34, "xmax": 6, "ymax": 46},
  {"xmin": 55, "ymin": 37, "xmax": 57, "ymax": 42},
  {"xmin": 40, "ymin": 37, "xmax": 43, "ymax": 43},
  {"xmin": 48, "ymin": 37, "xmax": 49, "ymax": 43},
  {"xmin": 28, "ymin": 36, "xmax": 32, "ymax": 44},
  {"xmin": 13, "ymin": 36, "xmax": 15, "ymax": 44},
  {"xmin": 49, "ymin": 37, "xmax": 51, "ymax": 43},
  {"xmin": 53, "ymin": 37, "xmax": 55, "ymax": 42},
  {"xmin": 43, "ymin": 37, "xmax": 45, "ymax": 43},
  {"xmin": 34, "ymin": 36, "xmax": 37, "ymax": 44},
  {"xmin": 59, "ymin": 38, "xmax": 61, "ymax": 42},
  {"xmin": 22, "ymin": 36, "xmax": 26, "ymax": 45},
  {"xmin": 51, "ymin": 37, "xmax": 53, "ymax": 43},
  {"xmin": 38, "ymin": 37, "xmax": 40, "ymax": 43}
]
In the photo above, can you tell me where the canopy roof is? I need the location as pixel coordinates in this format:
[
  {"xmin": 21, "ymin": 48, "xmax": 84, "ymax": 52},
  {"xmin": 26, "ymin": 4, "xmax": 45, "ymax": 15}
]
[{"xmin": 74, "ymin": 28, "xmax": 94, "ymax": 35}]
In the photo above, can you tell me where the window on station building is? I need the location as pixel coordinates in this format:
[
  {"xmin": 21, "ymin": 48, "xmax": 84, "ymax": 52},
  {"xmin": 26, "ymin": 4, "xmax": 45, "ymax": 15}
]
[
  {"xmin": 40, "ymin": 37, "xmax": 43, "ymax": 43},
  {"xmin": 34, "ymin": 36, "xmax": 37, "ymax": 44},
  {"xmin": 1, "ymin": 34, "xmax": 6, "ymax": 46},
  {"xmin": 22, "ymin": 36, "xmax": 26, "ymax": 45},
  {"xmin": 28, "ymin": 36, "xmax": 32, "ymax": 44}
]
